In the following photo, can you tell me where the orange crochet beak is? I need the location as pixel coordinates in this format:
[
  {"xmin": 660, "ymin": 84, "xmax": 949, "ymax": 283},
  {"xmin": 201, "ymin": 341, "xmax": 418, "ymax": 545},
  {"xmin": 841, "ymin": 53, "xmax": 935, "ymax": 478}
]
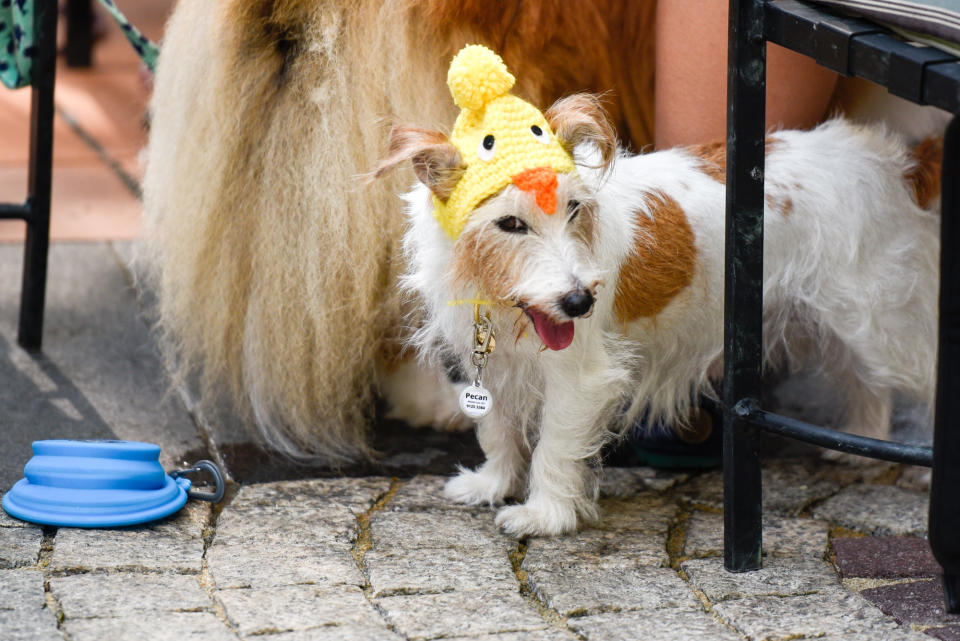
[{"xmin": 512, "ymin": 167, "xmax": 559, "ymax": 215}]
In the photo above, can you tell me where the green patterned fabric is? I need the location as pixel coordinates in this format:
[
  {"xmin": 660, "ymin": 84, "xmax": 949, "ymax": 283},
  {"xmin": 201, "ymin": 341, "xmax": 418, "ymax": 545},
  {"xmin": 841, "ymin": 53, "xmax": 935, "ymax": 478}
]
[
  {"xmin": 97, "ymin": 0, "xmax": 158, "ymax": 72},
  {"xmin": 1, "ymin": 0, "xmax": 158, "ymax": 90},
  {"xmin": 0, "ymin": 0, "xmax": 37, "ymax": 89}
]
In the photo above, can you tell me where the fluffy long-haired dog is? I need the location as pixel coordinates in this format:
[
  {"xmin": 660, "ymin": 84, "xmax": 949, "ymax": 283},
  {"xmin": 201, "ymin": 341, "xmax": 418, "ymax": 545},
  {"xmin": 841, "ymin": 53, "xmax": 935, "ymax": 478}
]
[
  {"xmin": 140, "ymin": 0, "xmax": 655, "ymax": 461},
  {"xmin": 377, "ymin": 46, "xmax": 941, "ymax": 537}
]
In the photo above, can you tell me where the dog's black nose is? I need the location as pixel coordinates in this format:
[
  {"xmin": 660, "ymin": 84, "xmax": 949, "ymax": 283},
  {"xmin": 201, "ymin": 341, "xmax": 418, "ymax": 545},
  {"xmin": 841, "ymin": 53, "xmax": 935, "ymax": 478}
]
[{"xmin": 560, "ymin": 289, "xmax": 594, "ymax": 318}]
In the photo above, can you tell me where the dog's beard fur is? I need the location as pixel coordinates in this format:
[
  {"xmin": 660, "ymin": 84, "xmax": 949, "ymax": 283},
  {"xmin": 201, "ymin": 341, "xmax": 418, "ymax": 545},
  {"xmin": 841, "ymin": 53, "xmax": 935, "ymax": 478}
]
[{"xmin": 139, "ymin": 1, "xmax": 656, "ymax": 461}]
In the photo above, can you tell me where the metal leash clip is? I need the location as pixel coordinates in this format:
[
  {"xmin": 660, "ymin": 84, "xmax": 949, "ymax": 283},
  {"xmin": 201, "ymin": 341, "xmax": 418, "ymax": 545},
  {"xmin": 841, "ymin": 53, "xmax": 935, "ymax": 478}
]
[{"xmin": 169, "ymin": 460, "xmax": 226, "ymax": 503}]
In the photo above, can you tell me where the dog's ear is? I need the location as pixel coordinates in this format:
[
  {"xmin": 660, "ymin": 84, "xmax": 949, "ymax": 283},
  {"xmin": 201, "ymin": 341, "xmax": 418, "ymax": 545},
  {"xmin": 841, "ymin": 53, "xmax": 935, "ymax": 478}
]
[
  {"xmin": 374, "ymin": 126, "xmax": 466, "ymax": 200},
  {"xmin": 545, "ymin": 93, "xmax": 617, "ymax": 171}
]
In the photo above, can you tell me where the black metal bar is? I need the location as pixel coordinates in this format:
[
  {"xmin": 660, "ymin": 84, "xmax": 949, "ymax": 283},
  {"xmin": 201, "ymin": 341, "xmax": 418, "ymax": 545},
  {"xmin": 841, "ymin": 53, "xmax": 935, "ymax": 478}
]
[
  {"xmin": 0, "ymin": 203, "xmax": 32, "ymax": 221},
  {"xmin": 765, "ymin": 0, "xmax": 960, "ymax": 114},
  {"xmin": 930, "ymin": 113, "xmax": 960, "ymax": 614},
  {"xmin": 18, "ymin": 0, "xmax": 58, "ymax": 351},
  {"xmin": 723, "ymin": 0, "xmax": 767, "ymax": 574},
  {"xmin": 65, "ymin": 0, "xmax": 95, "ymax": 68},
  {"xmin": 735, "ymin": 400, "xmax": 933, "ymax": 466}
]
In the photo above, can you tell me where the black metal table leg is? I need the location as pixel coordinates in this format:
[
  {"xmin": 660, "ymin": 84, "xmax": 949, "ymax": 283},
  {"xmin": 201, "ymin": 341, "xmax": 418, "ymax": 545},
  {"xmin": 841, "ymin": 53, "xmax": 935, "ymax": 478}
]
[
  {"xmin": 930, "ymin": 113, "xmax": 960, "ymax": 614},
  {"xmin": 723, "ymin": 0, "xmax": 768, "ymax": 573},
  {"xmin": 65, "ymin": 0, "xmax": 94, "ymax": 68},
  {"xmin": 17, "ymin": 0, "xmax": 58, "ymax": 351}
]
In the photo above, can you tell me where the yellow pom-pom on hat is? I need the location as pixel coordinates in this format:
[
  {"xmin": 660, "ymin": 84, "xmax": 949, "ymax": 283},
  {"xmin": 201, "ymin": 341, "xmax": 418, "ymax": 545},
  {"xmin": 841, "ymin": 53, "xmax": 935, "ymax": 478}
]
[
  {"xmin": 434, "ymin": 45, "xmax": 577, "ymax": 239},
  {"xmin": 447, "ymin": 45, "xmax": 515, "ymax": 111}
]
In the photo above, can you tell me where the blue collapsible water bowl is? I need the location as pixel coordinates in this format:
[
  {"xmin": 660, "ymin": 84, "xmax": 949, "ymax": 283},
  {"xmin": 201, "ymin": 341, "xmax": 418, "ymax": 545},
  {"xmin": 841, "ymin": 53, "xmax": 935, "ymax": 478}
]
[{"xmin": 2, "ymin": 440, "xmax": 192, "ymax": 527}]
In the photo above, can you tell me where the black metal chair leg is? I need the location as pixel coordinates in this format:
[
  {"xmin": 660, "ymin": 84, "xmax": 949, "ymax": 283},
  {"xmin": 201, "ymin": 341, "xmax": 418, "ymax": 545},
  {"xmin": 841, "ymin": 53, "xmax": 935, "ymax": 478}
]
[
  {"xmin": 65, "ymin": 0, "xmax": 94, "ymax": 68},
  {"xmin": 930, "ymin": 113, "xmax": 960, "ymax": 614},
  {"xmin": 723, "ymin": 0, "xmax": 768, "ymax": 573},
  {"xmin": 17, "ymin": 0, "xmax": 58, "ymax": 351}
]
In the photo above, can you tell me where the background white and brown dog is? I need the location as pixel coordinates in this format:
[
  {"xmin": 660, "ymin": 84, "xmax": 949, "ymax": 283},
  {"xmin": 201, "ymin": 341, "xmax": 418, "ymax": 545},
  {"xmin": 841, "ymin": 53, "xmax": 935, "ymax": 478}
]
[{"xmin": 377, "ymin": 96, "xmax": 942, "ymax": 537}]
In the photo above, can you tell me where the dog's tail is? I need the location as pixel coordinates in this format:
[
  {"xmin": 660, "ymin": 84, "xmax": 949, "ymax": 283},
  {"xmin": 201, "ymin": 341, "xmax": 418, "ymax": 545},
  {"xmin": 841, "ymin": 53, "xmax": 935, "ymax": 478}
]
[{"xmin": 907, "ymin": 136, "xmax": 943, "ymax": 210}]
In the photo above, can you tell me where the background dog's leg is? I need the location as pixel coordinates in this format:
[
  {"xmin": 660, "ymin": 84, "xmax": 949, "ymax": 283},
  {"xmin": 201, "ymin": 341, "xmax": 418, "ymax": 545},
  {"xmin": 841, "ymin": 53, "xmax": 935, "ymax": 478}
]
[
  {"xmin": 445, "ymin": 409, "xmax": 526, "ymax": 506},
  {"xmin": 823, "ymin": 370, "xmax": 893, "ymax": 462}
]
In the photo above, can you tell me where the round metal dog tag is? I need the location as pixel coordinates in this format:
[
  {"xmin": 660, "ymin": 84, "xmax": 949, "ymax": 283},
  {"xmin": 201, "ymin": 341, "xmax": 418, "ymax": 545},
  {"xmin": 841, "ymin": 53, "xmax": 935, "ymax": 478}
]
[{"xmin": 459, "ymin": 385, "xmax": 493, "ymax": 419}]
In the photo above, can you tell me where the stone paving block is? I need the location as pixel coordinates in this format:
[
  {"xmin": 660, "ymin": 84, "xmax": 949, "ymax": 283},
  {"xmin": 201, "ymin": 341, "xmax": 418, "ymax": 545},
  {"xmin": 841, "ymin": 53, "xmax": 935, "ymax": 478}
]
[
  {"xmin": 522, "ymin": 529, "xmax": 667, "ymax": 570},
  {"xmin": 51, "ymin": 573, "xmax": 211, "ymax": 618},
  {"xmin": 713, "ymin": 589, "xmax": 902, "ymax": 640},
  {"xmin": 683, "ymin": 461, "xmax": 843, "ymax": 515},
  {"xmin": 370, "ymin": 509, "xmax": 513, "ymax": 554},
  {"xmin": 0, "ymin": 525, "xmax": 42, "ymax": 568},
  {"xmin": 599, "ymin": 467, "xmax": 689, "ymax": 496},
  {"xmin": 215, "ymin": 584, "xmax": 379, "ymax": 637},
  {"xmin": 0, "ymin": 608, "xmax": 62, "ymax": 641},
  {"xmin": 525, "ymin": 565, "xmax": 699, "ymax": 616},
  {"xmin": 567, "ymin": 608, "xmax": 743, "ymax": 641},
  {"xmin": 833, "ymin": 536, "xmax": 940, "ymax": 579},
  {"xmin": 442, "ymin": 630, "xmax": 578, "ymax": 641},
  {"xmin": 595, "ymin": 496, "xmax": 677, "ymax": 534},
  {"xmin": 386, "ymin": 476, "xmax": 486, "ymax": 512},
  {"xmin": 365, "ymin": 547, "xmax": 516, "ymax": 597},
  {"xmin": 376, "ymin": 589, "xmax": 547, "ymax": 639},
  {"xmin": 258, "ymin": 624, "xmax": 406, "ymax": 641},
  {"xmin": 682, "ymin": 556, "xmax": 841, "ymax": 602},
  {"xmin": 0, "ymin": 568, "xmax": 47, "ymax": 605},
  {"xmin": 813, "ymin": 485, "xmax": 928, "ymax": 536},
  {"xmin": 683, "ymin": 511, "xmax": 829, "ymax": 559},
  {"xmin": 206, "ymin": 542, "xmax": 364, "ymax": 589},
  {"xmin": 64, "ymin": 612, "xmax": 237, "ymax": 641},
  {"xmin": 860, "ymin": 579, "xmax": 960, "ymax": 626},
  {"xmin": 927, "ymin": 626, "xmax": 960, "ymax": 641},
  {"xmin": 51, "ymin": 525, "xmax": 205, "ymax": 573},
  {"xmin": 231, "ymin": 478, "xmax": 390, "ymax": 514},
  {"xmin": 213, "ymin": 505, "xmax": 357, "ymax": 548}
]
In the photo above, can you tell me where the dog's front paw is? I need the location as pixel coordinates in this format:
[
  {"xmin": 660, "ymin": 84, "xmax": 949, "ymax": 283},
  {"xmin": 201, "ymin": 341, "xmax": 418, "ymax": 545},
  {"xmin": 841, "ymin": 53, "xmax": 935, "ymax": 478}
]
[
  {"xmin": 494, "ymin": 500, "xmax": 578, "ymax": 538},
  {"xmin": 444, "ymin": 467, "xmax": 513, "ymax": 506}
]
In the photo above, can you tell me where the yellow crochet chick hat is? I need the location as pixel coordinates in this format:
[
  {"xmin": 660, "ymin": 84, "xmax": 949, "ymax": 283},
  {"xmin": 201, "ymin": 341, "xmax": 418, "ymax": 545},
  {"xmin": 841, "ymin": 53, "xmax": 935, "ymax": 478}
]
[{"xmin": 435, "ymin": 45, "xmax": 576, "ymax": 239}]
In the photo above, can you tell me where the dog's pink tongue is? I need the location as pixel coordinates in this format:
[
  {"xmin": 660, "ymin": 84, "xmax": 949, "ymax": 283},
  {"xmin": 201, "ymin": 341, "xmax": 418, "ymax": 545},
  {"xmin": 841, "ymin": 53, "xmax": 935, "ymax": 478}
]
[{"xmin": 526, "ymin": 309, "xmax": 575, "ymax": 351}]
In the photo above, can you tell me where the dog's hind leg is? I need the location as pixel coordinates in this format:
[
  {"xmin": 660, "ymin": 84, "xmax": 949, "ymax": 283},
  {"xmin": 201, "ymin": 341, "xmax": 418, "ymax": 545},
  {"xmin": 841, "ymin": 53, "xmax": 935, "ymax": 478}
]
[{"xmin": 445, "ymin": 409, "xmax": 526, "ymax": 506}]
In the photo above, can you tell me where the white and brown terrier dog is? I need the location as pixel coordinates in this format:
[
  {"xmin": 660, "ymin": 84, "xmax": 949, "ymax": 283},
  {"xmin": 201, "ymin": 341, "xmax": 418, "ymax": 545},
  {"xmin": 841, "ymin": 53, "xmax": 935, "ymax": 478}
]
[{"xmin": 378, "ymin": 81, "xmax": 941, "ymax": 537}]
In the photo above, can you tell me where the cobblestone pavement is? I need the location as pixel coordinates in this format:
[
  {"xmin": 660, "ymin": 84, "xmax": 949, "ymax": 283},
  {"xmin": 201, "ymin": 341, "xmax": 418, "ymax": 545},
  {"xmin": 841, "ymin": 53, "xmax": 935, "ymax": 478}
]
[
  {"xmin": 2, "ymin": 243, "xmax": 956, "ymax": 639},
  {"xmin": 2, "ymin": 462, "xmax": 956, "ymax": 641}
]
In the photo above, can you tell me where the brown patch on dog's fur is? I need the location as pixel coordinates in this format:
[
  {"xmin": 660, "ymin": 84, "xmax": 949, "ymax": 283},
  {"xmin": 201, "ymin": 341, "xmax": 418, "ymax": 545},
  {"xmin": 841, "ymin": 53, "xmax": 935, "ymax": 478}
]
[
  {"xmin": 906, "ymin": 137, "xmax": 943, "ymax": 209},
  {"xmin": 614, "ymin": 192, "xmax": 697, "ymax": 322},
  {"xmin": 765, "ymin": 193, "xmax": 794, "ymax": 217},
  {"xmin": 690, "ymin": 141, "xmax": 726, "ymax": 183},
  {"xmin": 453, "ymin": 224, "xmax": 526, "ymax": 304},
  {"xmin": 689, "ymin": 136, "xmax": 782, "ymax": 184}
]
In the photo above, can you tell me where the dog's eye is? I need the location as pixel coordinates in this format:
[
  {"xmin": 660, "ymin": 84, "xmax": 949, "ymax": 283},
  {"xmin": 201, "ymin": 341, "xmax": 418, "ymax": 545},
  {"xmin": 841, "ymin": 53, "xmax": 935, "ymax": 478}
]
[
  {"xmin": 478, "ymin": 134, "xmax": 496, "ymax": 161},
  {"xmin": 567, "ymin": 199, "xmax": 581, "ymax": 222},
  {"xmin": 530, "ymin": 125, "xmax": 550, "ymax": 144},
  {"xmin": 496, "ymin": 216, "xmax": 529, "ymax": 234}
]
